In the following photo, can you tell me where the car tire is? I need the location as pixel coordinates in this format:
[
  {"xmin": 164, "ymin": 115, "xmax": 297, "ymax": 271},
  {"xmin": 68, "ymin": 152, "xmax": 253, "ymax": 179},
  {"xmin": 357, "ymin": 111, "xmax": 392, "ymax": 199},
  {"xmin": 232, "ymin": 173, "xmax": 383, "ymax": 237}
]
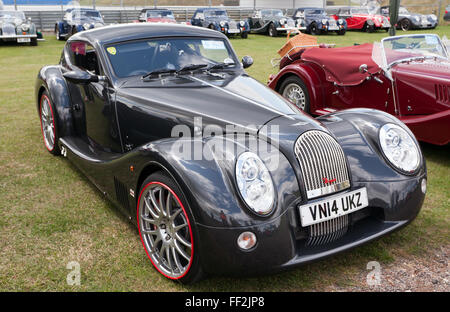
[
  {"xmin": 55, "ymin": 26, "xmax": 63, "ymax": 41},
  {"xmin": 137, "ymin": 171, "xmax": 204, "ymax": 284},
  {"xmin": 268, "ymin": 23, "xmax": 277, "ymax": 37},
  {"xmin": 39, "ymin": 91, "xmax": 60, "ymax": 155},
  {"xmin": 208, "ymin": 24, "xmax": 215, "ymax": 30},
  {"xmin": 241, "ymin": 32, "xmax": 248, "ymax": 39},
  {"xmin": 310, "ymin": 23, "xmax": 320, "ymax": 35},
  {"xmin": 31, "ymin": 37, "xmax": 38, "ymax": 46},
  {"xmin": 337, "ymin": 29, "xmax": 346, "ymax": 35},
  {"xmin": 365, "ymin": 23, "xmax": 375, "ymax": 33},
  {"xmin": 280, "ymin": 76, "xmax": 310, "ymax": 113},
  {"xmin": 400, "ymin": 19, "xmax": 411, "ymax": 31}
]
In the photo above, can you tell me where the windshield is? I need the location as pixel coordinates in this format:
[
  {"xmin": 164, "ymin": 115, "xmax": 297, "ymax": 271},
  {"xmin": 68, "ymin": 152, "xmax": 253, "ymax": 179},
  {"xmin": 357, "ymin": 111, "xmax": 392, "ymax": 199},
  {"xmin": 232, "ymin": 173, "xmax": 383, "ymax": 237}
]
[
  {"xmin": 351, "ymin": 8, "xmax": 369, "ymax": 14},
  {"xmin": 204, "ymin": 10, "xmax": 227, "ymax": 17},
  {"xmin": 305, "ymin": 9, "xmax": 325, "ymax": 15},
  {"xmin": 382, "ymin": 34, "xmax": 447, "ymax": 66},
  {"xmin": 0, "ymin": 11, "xmax": 25, "ymax": 20},
  {"xmin": 262, "ymin": 9, "xmax": 283, "ymax": 16},
  {"xmin": 73, "ymin": 10, "xmax": 101, "ymax": 19},
  {"xmin": 147, "ymin": 10, "xmax": 175, "ymax": 19},
  {"xmin": 105, "ymin": 38, "xmax": 238, "ymax": 78}
]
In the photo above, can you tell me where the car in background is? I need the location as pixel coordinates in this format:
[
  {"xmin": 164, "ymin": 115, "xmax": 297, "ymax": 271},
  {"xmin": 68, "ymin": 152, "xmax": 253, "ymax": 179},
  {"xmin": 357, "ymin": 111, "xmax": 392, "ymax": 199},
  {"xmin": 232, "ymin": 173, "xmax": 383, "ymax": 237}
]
[
  {"xmin": 137, "ymin": 8, "xmax": 177, "ymax": 24},
  {"xmin": 268, "ymin": 34, "xmax": 450, "ymax": 146},
  {"xmin": 444, "ymin": 6, "xmax": 450, "ymax": 21},
  {"xmin": 248, "ymin": 9, "xmax": 304, "ymax": 37},
  {"xmin": 328, "ymin": 6, "xmax": 390, "ymax": 32},
  {"xmin": 35, "ymin": 23, "xmax": 427, "ymax": 283},
  {"xmin": 0, "ymin": 10, "xmax": 38, "ymax": 46},
  {"xmin": 292, "ymin": 7, "xmax": 346, "ymax": 35},
  {"xmin": 191, "ymin": 8, "xmax": 249, "ymax": 38},
  {"xmin": 55, "ymin": 8, "xmax": 105, "ymax": 41},
  {"xmin": 379, "ymin": 6, "xmax": 438, "ymax": 30}
]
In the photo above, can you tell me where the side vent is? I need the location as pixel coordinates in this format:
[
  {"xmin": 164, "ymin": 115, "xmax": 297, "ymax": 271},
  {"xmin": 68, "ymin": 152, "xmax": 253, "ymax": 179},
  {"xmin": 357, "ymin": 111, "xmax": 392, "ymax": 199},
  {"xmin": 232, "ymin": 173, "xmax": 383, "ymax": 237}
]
[
  {"xmin": 435, "ymin": 84, "xmax": 450, "ymax": 104},
  {"xmin": 114, "ymin": 177, "xmax": 130, "ymax": 210}
]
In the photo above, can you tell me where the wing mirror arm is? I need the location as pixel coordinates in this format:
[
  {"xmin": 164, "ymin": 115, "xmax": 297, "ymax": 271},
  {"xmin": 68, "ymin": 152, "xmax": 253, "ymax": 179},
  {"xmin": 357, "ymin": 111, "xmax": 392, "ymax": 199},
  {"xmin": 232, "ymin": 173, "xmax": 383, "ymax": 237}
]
[
  {"xmin": 63, "ymin": 70, "xmax": 107, "ymax": 84},
  {"xmin": 359, "ymin": 64, "xmax": 383, "ymax": 84}
]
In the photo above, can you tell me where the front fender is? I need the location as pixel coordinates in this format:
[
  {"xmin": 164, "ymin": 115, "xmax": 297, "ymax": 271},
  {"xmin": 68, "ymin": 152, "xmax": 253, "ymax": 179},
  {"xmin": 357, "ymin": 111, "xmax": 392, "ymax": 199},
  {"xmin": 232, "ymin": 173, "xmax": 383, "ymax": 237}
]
[
  {"xmin": 133, "ymin": 135, "xmax": 301, "ymax": 229},
  {"xmin": 35, "ymin": 66, "xmax": 74, "ymax": 138}
]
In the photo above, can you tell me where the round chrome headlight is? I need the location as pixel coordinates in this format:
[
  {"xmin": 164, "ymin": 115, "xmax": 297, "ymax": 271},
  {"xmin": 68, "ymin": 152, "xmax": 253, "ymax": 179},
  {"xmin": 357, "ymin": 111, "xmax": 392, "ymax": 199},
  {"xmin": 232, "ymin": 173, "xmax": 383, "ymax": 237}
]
[
  {"xmin": 219, "ymin": 21, "xmax": 226, "ymax": 27},
  {"xmin": 21, "ymin": 24, "xmax": 30, "ymax": 31},
  {"xmin": 83, "ymin": 23, "xmax": 90, "ymax": 30},
  {"xmin": 338, "ymin": 18, "xmax": 344, "ymax": 24},
  {"xmin": 236, "ymin": 152, "xmax": 275, "ymax": 216},
  {"xmin": 379, "ymin": 123, "xmax": 420, "ymax": 174},
  {"xmin": 240, "ymin": 20, "xmax": 245, "ymax": 27},
  {"xmin": 322, "ymin": 19, "xmax": 328, "ymax": 25},
  {"xmin": 280, "ymin": 18, "xmax": 286, "ymax": 25}
]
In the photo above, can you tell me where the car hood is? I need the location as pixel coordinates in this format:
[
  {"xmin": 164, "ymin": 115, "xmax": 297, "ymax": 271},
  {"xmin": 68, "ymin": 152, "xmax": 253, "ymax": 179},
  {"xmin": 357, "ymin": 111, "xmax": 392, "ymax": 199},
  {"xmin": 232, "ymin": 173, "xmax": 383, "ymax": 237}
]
[
  {"xmin": 117, "ymin": 73, "xmax": 302, "ymax": 133},
  {"xmin": 0, "ymin": 18, "xmax": 23, "ymax": 26},
  {"xmin": 206, "ymin": 16, "xmax": 232, "ymax": 23}
]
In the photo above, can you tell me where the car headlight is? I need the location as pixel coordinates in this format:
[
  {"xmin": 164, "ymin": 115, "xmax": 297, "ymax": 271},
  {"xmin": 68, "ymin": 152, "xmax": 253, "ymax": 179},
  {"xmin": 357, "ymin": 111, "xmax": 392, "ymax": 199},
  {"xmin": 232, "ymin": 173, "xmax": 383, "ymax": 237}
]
[
  {"xmin": 338, "ymin": 18, "xmax": 344, "ymax": 24},
  {"xmin": 429, "ymin": 14, "xmax": 437, "ymax": 21},
  {"xmin": 240, "ymin": 20, "xmax": 245, "ymax": 27},
  {"xmin": 379, "ymin": 123, "xmax": 420, "ymax": 174},
  {"xmin": 280, "ymin": 18, "xmax": 286, "ymax": 25},
  {"xmin": 236, "ymin": 152, "xmax": 275, "ymax": 216},
  {"xmin": 83, "ymin": 23, "xmax": 90, "ymax": 30},
  {"xmin": 21, "ymin": 24, "xmax": 29, "ymax": 31},
  {"xmin": 322, "ymin": 19, "xmax": 328, "ymax": 25},
  {"xmin": 219, "ymin": 21, "xmax": 226, "ymax": 27},
  {"xmin": 413, "ymin": 16, "xmax": 420, "ymax": 22}
]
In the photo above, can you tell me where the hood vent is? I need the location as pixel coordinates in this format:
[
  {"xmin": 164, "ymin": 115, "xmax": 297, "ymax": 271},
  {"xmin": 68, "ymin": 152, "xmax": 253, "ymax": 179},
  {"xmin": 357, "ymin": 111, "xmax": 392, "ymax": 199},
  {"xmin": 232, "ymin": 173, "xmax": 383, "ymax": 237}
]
[
  {"xmin": 435, "ymin": 84, "xmax": 449, "ymax": 104},
  {"xmin": 114, "ymin": 177, "xmax": 130, "ymax": 211}
]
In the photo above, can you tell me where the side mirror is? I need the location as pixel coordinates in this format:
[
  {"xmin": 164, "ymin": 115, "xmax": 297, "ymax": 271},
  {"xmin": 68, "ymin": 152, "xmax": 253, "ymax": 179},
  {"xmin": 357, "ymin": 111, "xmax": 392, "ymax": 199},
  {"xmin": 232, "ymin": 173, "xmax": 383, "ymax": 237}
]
[
  {"xmin": 63, "ymin": 70, "xmax": 104, "ymax": 84},
  {"xmin": 242, "ymin": 55, "xmax": 253, "ymax": 69},
  {"xmin": 359, "ymin": 64, "xmax": 368, "ymax": 73}
]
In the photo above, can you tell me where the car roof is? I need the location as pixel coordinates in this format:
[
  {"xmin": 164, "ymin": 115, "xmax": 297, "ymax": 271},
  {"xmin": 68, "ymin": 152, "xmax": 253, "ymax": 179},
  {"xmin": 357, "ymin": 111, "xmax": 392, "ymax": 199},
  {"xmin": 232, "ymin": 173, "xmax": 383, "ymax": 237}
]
[
  {"xmin": 66, "ymin": 8, "xmax": 99, "ymax": 12},
  {"xmin": 195, "ymin": 8, "xmax": 227, "ymax": 12},
  {"xmin": 73, "ymin": 23, "xmax": 225, "ymax": 45},
  {"xmin": 297, "ymin": 7, "xmax": 324, "ymax": 10},
  {"xmin": 141, "ymin": 8, "xmax": 173, "ymax": 12}
]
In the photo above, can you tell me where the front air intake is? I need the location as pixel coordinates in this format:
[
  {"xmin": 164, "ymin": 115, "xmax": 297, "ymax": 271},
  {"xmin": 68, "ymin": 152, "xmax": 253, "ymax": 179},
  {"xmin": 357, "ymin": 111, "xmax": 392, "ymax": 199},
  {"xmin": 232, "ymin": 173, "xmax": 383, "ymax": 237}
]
[{"xmin": 294, "ymin": 130, "xmax": 350, "ymax": 199}]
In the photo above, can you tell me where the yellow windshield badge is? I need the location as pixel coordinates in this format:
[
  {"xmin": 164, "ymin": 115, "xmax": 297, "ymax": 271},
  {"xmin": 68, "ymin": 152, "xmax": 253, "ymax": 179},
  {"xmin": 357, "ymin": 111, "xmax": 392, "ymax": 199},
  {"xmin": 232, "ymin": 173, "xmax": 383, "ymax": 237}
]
[{"xmin": 107, "ymin": 47, "xmax": 117, "ymax": 55}]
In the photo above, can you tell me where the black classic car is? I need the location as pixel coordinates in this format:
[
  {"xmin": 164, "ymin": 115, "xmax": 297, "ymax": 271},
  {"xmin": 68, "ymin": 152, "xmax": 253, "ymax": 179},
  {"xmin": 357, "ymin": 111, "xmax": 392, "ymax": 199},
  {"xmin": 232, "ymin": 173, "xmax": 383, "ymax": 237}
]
[
  {"xmin": 293, "ymin": 7, "xmax": 347, "ymax": 35},
  {"xmin": 248, "ymin": 9, "xmax": 305, "ymax": 37},
  {"xmin": 35, "ymin": 23, "xmax": 426, "ymax": 283},
  {"xmin": 55, "ymin": 8, "xmax": 105, "ymax": 41},
  {"xmin": 379, "ymin": 6, "xmax": 438, "ymax": 30},
  {"xmin": 0, "ymin": 10, "xmax": 38, "ymax": 45},
  {"xmin": 191, "ymin": 8, "xmax": 249, "ymax": 38}
]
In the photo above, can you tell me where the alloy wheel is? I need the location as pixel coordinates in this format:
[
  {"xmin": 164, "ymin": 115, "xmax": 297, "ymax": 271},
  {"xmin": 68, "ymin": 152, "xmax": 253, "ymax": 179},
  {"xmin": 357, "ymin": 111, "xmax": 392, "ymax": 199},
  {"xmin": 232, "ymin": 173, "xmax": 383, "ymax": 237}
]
[
  {"xmin": 283, "ymin": 83, "xmax": 306, "ymax": 111},
  {"xmin": 40, "ymin": 95, "xmax": 55, "ymax": 151},
  {"xmin": 138, "ymin": 182, "xmax": 193, "ymax": 279}
]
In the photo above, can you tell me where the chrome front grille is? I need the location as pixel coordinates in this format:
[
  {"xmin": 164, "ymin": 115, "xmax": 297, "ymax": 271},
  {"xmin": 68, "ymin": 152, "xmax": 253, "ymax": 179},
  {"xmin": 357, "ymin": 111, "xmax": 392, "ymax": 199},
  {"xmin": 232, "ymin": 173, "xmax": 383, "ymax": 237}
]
[
  {"xmin": 294, "ymin": 130, "xmax": 350, "ymax": 199},
  {"xmin": 329, "ymin": 19, "xmax": 337, "ymax": 27},
  {"xmin": 228, "ymin": 21, "xmax": 237, "ymax": 29},
  {"xmin": 287, "ymin": 19, "xmax": 295, "ymax": 27},
  {"xmin": 307, "ymin": 215, "xmax": 348, "ymax": 246}
]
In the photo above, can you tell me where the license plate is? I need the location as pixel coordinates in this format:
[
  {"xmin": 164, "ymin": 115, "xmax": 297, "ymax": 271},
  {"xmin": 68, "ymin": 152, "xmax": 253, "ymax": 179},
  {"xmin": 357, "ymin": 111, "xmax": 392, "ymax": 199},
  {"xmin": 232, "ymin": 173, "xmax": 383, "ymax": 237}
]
[
  {"xmin": 299, "ymin": 188, "xmax": 368, "ymax": 226},
  {"xmin": 329, "ymin": 26, "xmax": 339, "ymax": 30},
  {"xmin": 228, "ymin": 29, "xmax": 240, "ymax": 33},
  {"xmin": 17, "ymin": 38, "xmax": 30, "ymax": 43}
]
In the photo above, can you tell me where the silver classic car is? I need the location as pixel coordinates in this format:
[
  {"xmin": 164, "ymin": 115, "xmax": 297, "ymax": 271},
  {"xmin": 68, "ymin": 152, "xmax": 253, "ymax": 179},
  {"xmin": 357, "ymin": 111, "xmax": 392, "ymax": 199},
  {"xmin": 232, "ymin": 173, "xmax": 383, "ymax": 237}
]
[{"xmin": 0, "ymin": 10, "xmax": 38, "ymax": 46}]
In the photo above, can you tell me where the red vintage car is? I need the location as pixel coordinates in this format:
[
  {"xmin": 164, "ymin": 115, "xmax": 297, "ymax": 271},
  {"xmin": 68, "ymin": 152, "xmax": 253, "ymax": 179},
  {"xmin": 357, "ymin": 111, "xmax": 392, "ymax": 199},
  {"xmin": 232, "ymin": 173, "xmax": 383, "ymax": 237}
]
[
  {"xmin": 328, "ymin": 6, "xmax": 390, "ymax": 32},
  {"xmin": 268, "ymin": 34, "xmax": 450, "ymax": 145},
  {"xmin": 137, "ymin": 8, "xmax": 178, "ymax": 24}
]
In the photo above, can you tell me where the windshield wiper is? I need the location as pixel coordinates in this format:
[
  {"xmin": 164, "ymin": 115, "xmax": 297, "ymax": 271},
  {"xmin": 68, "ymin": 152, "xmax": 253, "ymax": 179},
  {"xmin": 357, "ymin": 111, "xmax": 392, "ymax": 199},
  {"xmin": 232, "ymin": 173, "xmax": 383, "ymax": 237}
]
[
  {"xmin": 142, "ymin": 68, "xmax": 177, "ymax": 79},
  {"xmin": 176, "ymin": 63, "xmax": 208, "ymax": 74},
  {"xmin": 207, "ymin": 62, "xmax": 236, "ymax": 71}
]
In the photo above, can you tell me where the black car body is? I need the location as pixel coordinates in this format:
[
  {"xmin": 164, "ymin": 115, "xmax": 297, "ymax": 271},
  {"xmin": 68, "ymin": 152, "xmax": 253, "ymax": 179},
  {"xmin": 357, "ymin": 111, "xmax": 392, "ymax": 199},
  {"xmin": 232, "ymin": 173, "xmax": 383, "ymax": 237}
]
[
  {"xmin": 293, "ymin": 7, "xmax": 347, "ymax": 35},
  {"xmin": 191, "ymin": 8, "xmax": 249, "ymax": 38},
  {"xmin": 55, "ymin": 8, "xmax": 105, "ymax": 41},
  {"xmin": 248, "ymin": 9, "xmax": 305, "ymax": 37},
  {"xmin": 0, "ymin": 10, "xmax": 38, "ymax": 45},
  {"xmin": 379, "ymin": 6, "xmax": 438, "ymax": 30},
  {"xmin": 35, "ymin": 23, "xmax": 426, "ymax": 283}
]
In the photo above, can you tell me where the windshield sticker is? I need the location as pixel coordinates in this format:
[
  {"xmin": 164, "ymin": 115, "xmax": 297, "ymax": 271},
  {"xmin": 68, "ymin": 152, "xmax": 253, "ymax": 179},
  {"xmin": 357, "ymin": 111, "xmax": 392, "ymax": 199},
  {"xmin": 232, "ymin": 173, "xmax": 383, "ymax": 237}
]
[
  {"xmin": 425, "ymin": 36, "xmax": 438, "ymax": 45},
  {"xmin": 202, "ymin": 40, "xmax": 225, "ymax": 50},
  {"xmin": 107, "ymin": 47, "xmax": 117, "ymax": 55}
]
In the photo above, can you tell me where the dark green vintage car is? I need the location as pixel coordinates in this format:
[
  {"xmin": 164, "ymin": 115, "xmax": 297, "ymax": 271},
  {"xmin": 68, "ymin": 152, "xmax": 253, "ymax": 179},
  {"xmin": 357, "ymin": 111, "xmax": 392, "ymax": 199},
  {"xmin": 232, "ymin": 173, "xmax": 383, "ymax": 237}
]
[
  {"xmin": 248, "ymin": 9, "xmax": 306, "ymax": 37},
  {"xmin": 0, "ymin": 10, "xmax": 39, "ymax": 46}
]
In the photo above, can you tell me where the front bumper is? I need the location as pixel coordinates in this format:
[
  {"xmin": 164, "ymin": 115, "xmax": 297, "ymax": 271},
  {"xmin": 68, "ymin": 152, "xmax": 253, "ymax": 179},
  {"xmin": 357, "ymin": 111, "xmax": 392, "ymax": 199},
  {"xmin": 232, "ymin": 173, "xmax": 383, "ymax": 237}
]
[
  {"xmin": 401, "ymin": 110, "xmax": 450, "ymax": 146},
  {"xmin": 277, "ymin": 26, "xmax": 306, "ymax": 32},
  {"xmin": 412, "ymin": 21, "xmax": 438, "ymax": 29},
  {"xmin": 196, "ymin": 176, "xmax": 425, "ymax": 276},
  {"xmin": 0, "ymin": 34, "xmax": 37, "ymax": 41}
]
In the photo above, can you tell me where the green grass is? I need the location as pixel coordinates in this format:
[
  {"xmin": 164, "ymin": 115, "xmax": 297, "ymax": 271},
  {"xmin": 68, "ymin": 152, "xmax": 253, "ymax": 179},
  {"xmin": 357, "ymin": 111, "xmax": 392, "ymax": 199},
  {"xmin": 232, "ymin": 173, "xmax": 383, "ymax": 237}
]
[{"xmin": 0, "ymin": 27, "xmax": 449, "ymax": 291}]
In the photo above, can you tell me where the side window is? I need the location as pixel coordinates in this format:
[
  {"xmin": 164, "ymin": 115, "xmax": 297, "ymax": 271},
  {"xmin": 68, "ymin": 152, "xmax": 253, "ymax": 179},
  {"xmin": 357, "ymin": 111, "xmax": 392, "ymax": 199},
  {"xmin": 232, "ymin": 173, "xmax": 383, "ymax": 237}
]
[
  {"xmin": 195, "ymin": 12, "xmax": 204, "ymax": 20},
  {"xmin": 67, "ymin": 41, "xmax": 101, "ymax": 75}
]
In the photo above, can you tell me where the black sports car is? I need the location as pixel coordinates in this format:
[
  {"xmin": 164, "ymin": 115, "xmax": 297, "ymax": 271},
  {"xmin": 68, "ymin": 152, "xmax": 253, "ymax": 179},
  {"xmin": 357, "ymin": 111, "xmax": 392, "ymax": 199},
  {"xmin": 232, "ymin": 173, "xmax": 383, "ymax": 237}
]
[
  {"xmin": 35, "ymin": 23, "xmax": 426, "ymax": 283},
  {"xmin": 293, "ymin": 7, "xmax": 347, "ymax": 35},
  {"xmin": 248, "ymin": 9, "xmax": 305, "ymax": 37},
  {"xmin": 379, "ymin": 6, "xmax": 438, "ymax": 30}
]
